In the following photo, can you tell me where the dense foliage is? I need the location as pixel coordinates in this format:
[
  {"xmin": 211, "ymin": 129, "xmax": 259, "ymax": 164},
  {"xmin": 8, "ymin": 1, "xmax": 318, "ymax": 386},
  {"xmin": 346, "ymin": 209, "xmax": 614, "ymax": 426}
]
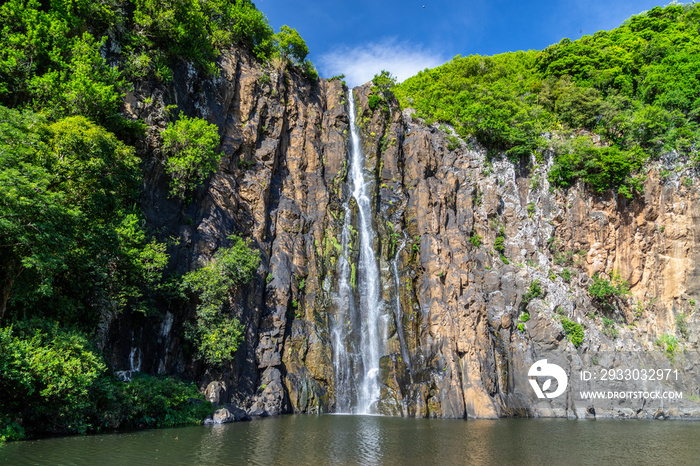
[
  {"xmin": 0, "ymin": 321, "xmax": 212, "ymax": 440},
  {"xmin": 0, "ymin": 0, "xmax": 289, "ymax": 440},
  {"xmin": 588, "ymin": 271, "xmax": 631, "ymax": 312},
  {"xmin": 182, "ymin": 235, "xmax": 260, "ymax": 365},
  {"xmin": 395, "ymin": 4, "xmax": 700, "ymax": 197},
  {"xmin": 0, "ymin": 106, "xmax": 159, "ymax": 326},
  {"xmin": 163, "ymin": 114, "xmax": 222, "ymax": 198},
  {"xmin": 560, "ymin": 317, "xmax": 585, "ymax": 348}
]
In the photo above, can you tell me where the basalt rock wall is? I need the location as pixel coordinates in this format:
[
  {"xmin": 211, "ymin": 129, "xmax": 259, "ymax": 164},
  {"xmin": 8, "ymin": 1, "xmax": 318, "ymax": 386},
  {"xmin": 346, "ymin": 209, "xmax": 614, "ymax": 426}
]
[{"xmin": 105, "ymin": 46, "xmax": 700, "ymax": 420}]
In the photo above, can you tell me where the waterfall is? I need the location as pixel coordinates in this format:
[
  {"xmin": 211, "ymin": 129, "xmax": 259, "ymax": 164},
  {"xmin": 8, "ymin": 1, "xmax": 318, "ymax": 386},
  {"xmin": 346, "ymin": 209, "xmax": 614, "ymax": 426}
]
[
  {"xmin": 391, "ymin": 238, "xmax": 412, "ymax": 374},
  {"xmin": 331, "ymin": 90, "xmax": 385, "ymax": 414},
  {"xmin": 331, "ymin": 194, "xmax": 357, "ymax": 411}
]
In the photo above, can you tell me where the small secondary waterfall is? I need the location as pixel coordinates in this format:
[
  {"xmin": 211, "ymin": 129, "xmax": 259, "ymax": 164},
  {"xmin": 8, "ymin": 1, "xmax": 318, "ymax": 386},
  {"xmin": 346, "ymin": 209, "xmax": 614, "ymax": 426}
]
[
  {"xmin": 331, "ymin": 91, "xmax": 385, "ymax": 414},
  {"xmin": 391, "ymin": 238, "xmax": 412, "ymax": 373}
]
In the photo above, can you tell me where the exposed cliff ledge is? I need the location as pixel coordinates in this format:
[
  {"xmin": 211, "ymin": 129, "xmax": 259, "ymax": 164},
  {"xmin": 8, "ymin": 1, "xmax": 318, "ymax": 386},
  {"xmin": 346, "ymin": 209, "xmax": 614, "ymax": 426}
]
[{"xmin": 105, "ymin": 45, "xmax": 700, "ymax": 420}]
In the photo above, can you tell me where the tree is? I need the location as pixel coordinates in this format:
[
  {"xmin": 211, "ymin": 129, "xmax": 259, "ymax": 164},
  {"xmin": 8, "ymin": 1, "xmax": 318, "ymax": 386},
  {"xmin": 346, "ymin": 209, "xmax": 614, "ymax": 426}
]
[
  {"xmin": 162, "ymin": 114, "xmax": 221, "ymax": 198},
  {"xmin": 181, "ymin": 235, "xmax": 260, "ymax": 365},
  {"xmin": 0, "ymin": 107, "xmax": 71, "ymax": 321},
  {"xmin": 0, "ymin": 106, "xmax": 166, "ymax": 326},
  {"xmin": 31, "ymin": 33, "xmax": 126, "ymax": 125},
  {"xmin": 273, "ymin": 25, "xmax": 308, "ymax": 65}
]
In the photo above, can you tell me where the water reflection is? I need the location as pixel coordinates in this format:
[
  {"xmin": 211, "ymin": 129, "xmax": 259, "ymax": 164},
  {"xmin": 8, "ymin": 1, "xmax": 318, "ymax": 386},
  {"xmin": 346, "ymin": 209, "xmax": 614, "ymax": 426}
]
[{"xmin": 2, "ymin": 416, "xmax": 700, "ymax": 465}]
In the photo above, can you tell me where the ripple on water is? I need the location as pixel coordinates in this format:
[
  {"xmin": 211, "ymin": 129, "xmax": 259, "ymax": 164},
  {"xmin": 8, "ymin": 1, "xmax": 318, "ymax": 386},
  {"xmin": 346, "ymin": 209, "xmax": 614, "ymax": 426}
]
[{"xmin": 2, "ymin": 416, "xmax": 700, "ymax": 466}]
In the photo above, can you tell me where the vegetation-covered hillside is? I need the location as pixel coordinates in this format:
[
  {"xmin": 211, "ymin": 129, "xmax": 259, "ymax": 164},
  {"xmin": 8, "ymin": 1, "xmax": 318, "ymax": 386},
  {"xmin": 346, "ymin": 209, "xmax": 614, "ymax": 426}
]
[
  {"xmin": 395, "ymin": 3, "xmax": 700, "ymax": 198},
  {"xmin": 0, "ymin": 0, "xmax": 309, "ymax": 440}
]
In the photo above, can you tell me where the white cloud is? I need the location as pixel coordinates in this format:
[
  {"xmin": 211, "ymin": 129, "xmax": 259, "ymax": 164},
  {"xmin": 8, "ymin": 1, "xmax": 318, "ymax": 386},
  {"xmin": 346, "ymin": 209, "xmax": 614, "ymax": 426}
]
[{"xmin": 317, "ymin": 38, "xmax": 446, "ymax": 88}]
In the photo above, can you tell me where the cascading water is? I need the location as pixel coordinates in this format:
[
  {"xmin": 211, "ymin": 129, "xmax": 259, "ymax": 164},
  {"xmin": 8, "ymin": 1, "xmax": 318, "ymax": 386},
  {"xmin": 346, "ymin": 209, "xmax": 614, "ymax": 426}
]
[
  {"xmin": 331, "ymin": 90, "xmax": 385, "ymax": 414},
  {"xmin": 331, "ymin": 194, "xmax": 357, "ymax": 411},
  {"xmin": 391, "ymin": 238, "xmax": 412, "ymax": 374}
]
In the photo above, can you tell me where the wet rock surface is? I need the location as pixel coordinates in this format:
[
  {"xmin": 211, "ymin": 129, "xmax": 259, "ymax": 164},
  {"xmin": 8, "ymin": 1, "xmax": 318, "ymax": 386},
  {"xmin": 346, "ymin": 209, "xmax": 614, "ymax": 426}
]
[{"xmin": 105, "ymin": 46, "xmax": 700, "ymax": 420}]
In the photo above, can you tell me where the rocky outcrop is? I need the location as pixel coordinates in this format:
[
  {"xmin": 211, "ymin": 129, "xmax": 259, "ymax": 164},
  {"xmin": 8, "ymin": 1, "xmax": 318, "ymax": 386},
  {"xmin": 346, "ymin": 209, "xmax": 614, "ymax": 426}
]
[{"xmin": 105, "ymin": 45, "xmax": 700, "ymax": 420}]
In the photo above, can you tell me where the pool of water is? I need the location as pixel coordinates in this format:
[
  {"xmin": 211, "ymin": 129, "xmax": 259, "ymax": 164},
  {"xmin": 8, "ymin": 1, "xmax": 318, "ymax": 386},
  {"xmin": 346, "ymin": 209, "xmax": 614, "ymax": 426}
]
[{"xmin": 2, "ymin": 415, "xmax": 699, "ymax": 465}]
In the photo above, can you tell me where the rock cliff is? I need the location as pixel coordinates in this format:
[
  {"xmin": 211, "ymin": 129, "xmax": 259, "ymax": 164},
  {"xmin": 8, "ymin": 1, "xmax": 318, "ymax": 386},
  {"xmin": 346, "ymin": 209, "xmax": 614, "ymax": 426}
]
[{"xmin": 105, "ymin": 46, "xmax": 700, "ymax": 420}]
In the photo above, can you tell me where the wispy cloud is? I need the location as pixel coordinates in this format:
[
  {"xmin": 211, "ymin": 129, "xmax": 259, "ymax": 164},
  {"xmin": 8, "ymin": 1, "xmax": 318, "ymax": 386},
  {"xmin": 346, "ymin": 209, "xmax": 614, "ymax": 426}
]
[{"xmin": 317, "ymin": 38, "xmax": 446, "ymax": 88}]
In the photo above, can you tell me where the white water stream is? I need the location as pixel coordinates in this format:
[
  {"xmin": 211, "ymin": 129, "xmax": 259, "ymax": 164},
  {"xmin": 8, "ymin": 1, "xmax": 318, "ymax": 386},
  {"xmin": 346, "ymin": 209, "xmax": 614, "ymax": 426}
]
[{"xmin": 331, "ymin": 91, "xmax": 385, "ymax": 414}]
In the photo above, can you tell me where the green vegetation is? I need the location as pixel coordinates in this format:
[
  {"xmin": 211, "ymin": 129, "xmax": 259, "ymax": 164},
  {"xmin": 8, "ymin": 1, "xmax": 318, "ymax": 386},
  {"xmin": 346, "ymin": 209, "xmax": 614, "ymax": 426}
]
[
  {"xmin": 527, "ymin": 202, "xmax": 536, "ymax": 218},
  {"xmin": 520, "ymin": 312, "xmax": 530, "ymax": 323},
  {"xmin": 560, "ymin": 268, "xmax": 572, "ymax": 283},
  {"xmin": 560, "ymin": 317, "xmax": 584, "ymax": 348},
  {"xmin": 517, "ymin": 323, "xmax": 525, "ymax": 332},
  {"xmin": 181, "ymin": 235, "xmax": 260, "ymax": 366},
  {"xmin": 273, "ymin": 25, "xmax": 308, "ymax": 65},
  {"xmin": 0, "ymin": 0, "xmax": 302, "ymax": 440},
  {"xmin": 367, "ymin": 70, "xmax": 397, "ymax": 112},
  {"xmin": 469, "ymin": 234, "xmax": 483, "ymax": 248},
  {"xmin": 656, "ymin": 333, "xmax": 679, "ymax": 353},
  {"xmin": 521, "ymin": 279, "xmax": 543, "ymax": 307},
  {"xmin": 0, "ymin": 106, "xmax": 166, "ymax": 326},
  {"xmin": 588, "ymin": 271, "xmax": 630, "ymax": 312},
  {"xmin": 602, "ymin": 317, "xmax": 618, "ymax": 338},
  {"xmin": 395, "ymin": 3, "xmax": 700, "ymax": 196},
  {"xmin": 494, "ymin": 226, "xmax": 506, "ymax": 254},
  {"xmin": 0, "ymin": 321, "xmax": 211, "ymax": 441},
  {"xmin": 162, "ymin": 114, "xmax": 221, "ymax": 198},
  {"xmin": 676, "ymin": 312, "xmax": 688, "ymax": 338}
]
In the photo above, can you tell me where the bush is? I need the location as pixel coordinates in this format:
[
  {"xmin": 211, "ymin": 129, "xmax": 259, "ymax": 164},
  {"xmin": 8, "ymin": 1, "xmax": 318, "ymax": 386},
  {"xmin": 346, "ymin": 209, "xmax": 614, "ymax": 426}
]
[
  {"xmin": 302, "ymin": 59, "xmax": 319, "ymax": 81},
  {"xmin": 522, "ymin": 279, "xmax": 543, "ymax": 307},
  {"xmin": 181, "ymin": 235, "xmax": 260, "ymax": 365},
  {"xmin": 163, "ymin": 114, "xmax": 221, "ymax": 198},
  {"xmin": 527, "ymin": 202, "xmax": 536, "ymax": 218},
  {"xmin": 0, "ymin": 321, "xmax": 212, "ymax": 440},
  {"xmin": 446, "ymin": 134, "xmax": 461, "ymax": 151},
  {"xmin": 494, "ymin": 235, "xmax": 505, "ymax": 253},
  {"xmin": 469, "ymin": 234, "xmax": 483, "ymax": 248},
  {"xmin": 656, "ymin": 333, "xmax": 679, "ymax": 353},
  {"xmin": 368, "ymin": 94, "xmax": 383, "ymax": 110},
  {"xmin": 560, "ymin": 317, "xmax": 584, "ymax": 348},
  {"xmin": 549, "ymin": 137, "xmax": 646, "ymax": 198},
  {"xmin": 560, "ymin": 268, "xmax": 571, "ymax": 282},
  {"xmin": 0, "ymin": 322, "xmax": 106, "ymax": 436},
  {"xmin": 520, "ymin": 312, "xmax": 530, "ymax": 323},
  {"xmin": 114, "ymin": 374, "xmax": 212, "ymax": 429},
  {"xmin": 588, "ymin": 271, "xmax": 630, "ymax": 312}
]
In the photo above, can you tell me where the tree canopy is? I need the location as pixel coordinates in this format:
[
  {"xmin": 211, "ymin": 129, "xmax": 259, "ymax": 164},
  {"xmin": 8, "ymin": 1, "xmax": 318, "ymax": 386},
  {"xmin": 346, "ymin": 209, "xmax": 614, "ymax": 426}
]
[{"xmin": 395, "ymin": 3, "xmax": 700, "ymax": 197}]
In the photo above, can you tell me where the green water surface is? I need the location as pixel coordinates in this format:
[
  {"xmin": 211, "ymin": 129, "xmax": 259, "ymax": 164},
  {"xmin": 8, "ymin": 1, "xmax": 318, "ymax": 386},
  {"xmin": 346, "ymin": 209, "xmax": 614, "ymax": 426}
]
[{"xmin": 2, "ymin": 415, "xmax": 698, "ymax": 465}]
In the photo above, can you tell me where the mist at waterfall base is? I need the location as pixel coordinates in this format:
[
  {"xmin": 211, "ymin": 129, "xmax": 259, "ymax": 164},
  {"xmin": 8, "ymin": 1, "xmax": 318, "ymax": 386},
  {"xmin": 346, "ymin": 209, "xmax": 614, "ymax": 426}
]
[{"xmin": 3, "ymin": 417, "xmax": 698, "ymax": 465}]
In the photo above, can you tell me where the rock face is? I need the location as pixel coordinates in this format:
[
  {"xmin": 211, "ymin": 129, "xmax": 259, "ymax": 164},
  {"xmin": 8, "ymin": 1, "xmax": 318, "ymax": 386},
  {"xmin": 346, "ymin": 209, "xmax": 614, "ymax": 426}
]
[{"xmin": 105, "ymin": 46, "xmax": 700, "ymax": 420}]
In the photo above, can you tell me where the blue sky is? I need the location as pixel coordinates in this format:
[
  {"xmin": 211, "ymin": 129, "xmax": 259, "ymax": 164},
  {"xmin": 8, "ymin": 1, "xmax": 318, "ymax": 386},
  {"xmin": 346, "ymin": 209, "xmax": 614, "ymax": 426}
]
[{"xmin": 257, "ymin": 0, "xmax": 694, "ymax": 87}]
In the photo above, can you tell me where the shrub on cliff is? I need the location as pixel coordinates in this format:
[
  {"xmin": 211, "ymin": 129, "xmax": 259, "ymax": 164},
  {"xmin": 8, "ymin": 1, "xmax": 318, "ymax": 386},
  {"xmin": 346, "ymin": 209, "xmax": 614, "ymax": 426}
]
[
  {"xmin": 588, "ymin": 271, "xmax": 630, "ymax": 313},
  {"xmin": 0, "ymin": 106, "xmax": 169, "ymax": 326},
  {"xmin": 560, "ymin": 317, "xmax": 584, "ymax": 348},
  {"xmin": 163, "ymin": 114, "xmax": 221, "ymax": 199},
  {"xmin": 181, "ymin": 235, "xmax": 260, "ymax": 365}
]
